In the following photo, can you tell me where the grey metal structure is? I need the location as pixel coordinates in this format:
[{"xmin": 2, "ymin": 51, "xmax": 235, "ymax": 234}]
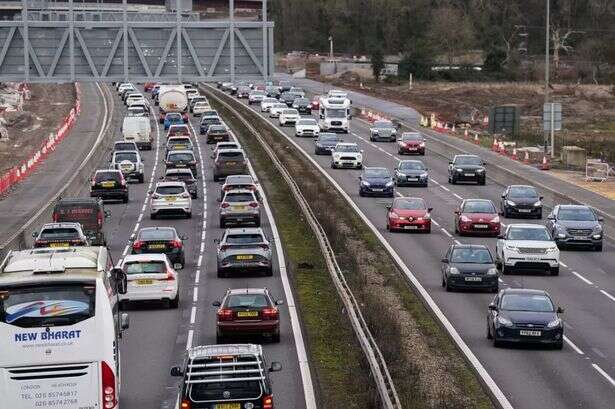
[{"xmin": 0, "ymin": 0, "xmax": 273, "ymax": 83}]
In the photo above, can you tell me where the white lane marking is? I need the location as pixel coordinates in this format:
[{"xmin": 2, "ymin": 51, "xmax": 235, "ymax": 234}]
[
  {"xmin": 431, "ymin": 220, "xmax": 440, "ymax": 226},
  {"xmin": 190, "ymin": 306, "xmax": 197, "ymax": 324},
  {"xmin": 592, "ymin": 364, "xmax": 615, "ymax": 387},
  {"xmin": 141, "ymin": 204, "xmax": 147, "ymax": 213},
  {"xmin": 571, "ymin": 271, "xmax": 594, "ymax": 286},
  {"xmin": 201, "ymin": 230, "xmax": 206, "ymax": 240},
  {"xmin": 199, "ymin": 242, "xmax": 205, "ymax": 254},
  {"xmin": 122, "ymin": 246, "xmax": 129, "ymax": 257},
  {"xmin": 563, "ymin": 336, "xmax": 584, "ymax": 355},
  {"xmin": 441, "ymin": 228, "xmax": 453, "ymax": 238},
  {"xmin": 195, "ymin": 269, "xmax": 200, "ymax": 284},
  {"xmin": 197, "ymin": 254, "xmax": 203, "ymax": 268},
  {"xmin": 186, "ymin": 329, "xmax": 194, "ymax": 350},
  {"xmin": 600, "ymin": 289, "xmax": 615, "ymax": 302},
  {"xmin": 453, "ymin": 193, "xmax": 463, "ymax": 200},
  {"xmin": 132, "ymin": 223, "xmax": 140, "ymax": 233},
  {"xmin": 193, "ymin": 287, "xmax": 198, "ymax": 303},
  {"xmin": 137, "ymin": 213, "xmax": 143, "ymax": 223},
  {"xmin": 559, "ymin": 261, "xmax": 568, "ymax": 268},
  {"xmin": 430, "ymin": 178, "xmax": 441, "ymax": 186},
  {"xmin": 453, "ymin": 239, "xmax": 461, "ymax": 245},
  {"xmin": 440, "ymin": 185, "xmax": 451, "ymax": 192}
]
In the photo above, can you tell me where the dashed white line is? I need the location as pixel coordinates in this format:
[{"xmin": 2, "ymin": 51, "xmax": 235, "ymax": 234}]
[
  {"xmin": 186, "ymin": 329, "xmax": 194, "ymax": 349},
  {"xmin": 441, "ymin": 228, "xmax": 453, "ymax": 238},
  {"xmin": 559, "ymin": 261, "xmax": 568, "ymax": 268},
  {"xmin": 571, "ymin": 271, "xmax": 594, "ymax": 286},
  {"xmin": 190, "ymin": 306, "xmax": 197, "ymax": 324},
  {"xmin": 592, "ymin": 364, "xmax": 615, "ymax": 387},
  {"xmin": 563, "ymin": 336, "xmax": 584, "ymax": 355},
  {"xmin": 197, "ymin": 254, "xmax": 203, "ymax": 268},
  {"xmin": 199, "ymin": 242, "xmax": 205, "ymax": 254},
  {"xmin": 192, "ymin": 287, "xmax": 198, "ymax": 303},
  {"xmin": 453, "ymin": 193, "xmax": 463, "ymax": 200},
  {"xmin": 431, "ymin": 220, "xmax": 440, "ymax": 226},
  {"xmin": 453, "ymin": 239, "xmax": 461, "ymax": 245},
  {"xmin": 600, "ymin": 289, "xmax": 615, "ymax": 302},
  {"xmin": 440, "ymin": 185, "xmax": 451, "ymax": 192},
  {"xmin": 194, "ymin": 269, "xmax": 200, "ymax": 284}
]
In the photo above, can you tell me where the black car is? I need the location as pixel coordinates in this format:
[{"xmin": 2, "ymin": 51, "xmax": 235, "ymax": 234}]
[
  {"xmin": 394, "ymin": 160, "xmax": 428, "ymax": 187},
  {"xmin": 448, "ymin": 154, "xmax": 486, "ymax": 185},
  {"xmin": 546, "ymin": 205, "xmax": 604, "ymax": 251},
  {"xmin": 163, "ymin": 168, "xmax": 198, "ymax": 199},
  {"xmin": 500, "ymin": 185, "xmax": 543, "ymax": 219},
  {"xmin": 90, "ymin": 169, "xmax": 129, "ymax": 203},
  {"xmin": 200, "ymin": 115, "xmax": 222, "ymax": 135},
  {"xmin": 280, "ymin": 92, "xmax": 298, "ymax": 107},
  {"xmin": 441, "ymin": 244, "xmax": 498, "ymax": 292},
  {"xmin": 359, "ymin": 167, "xmax": 394, "ymax": 197},
  {"xmin": 487, "ymin": 288, "xmax": 564, "ymax": 349},
  {"xmin": 165, "ymin": 150, "xmax": 198, "ymax": 178},
  {"xmin": 292, "ymin": 97, "xmax": 312, "ymax": 114},
  {"xmin": 314, "ymin": 133, "xmax": 342, "ymax": 155},
  {"xmin": 236, "ymin": 86, "xmax": 251, "ymax": 98},
  {"xmin": 278, "ymin": 80, "xmax": 292, "ymax": 93},
  {"xmin": 131, "ymin": 226, "xmax": 187, "ymax": 268}
]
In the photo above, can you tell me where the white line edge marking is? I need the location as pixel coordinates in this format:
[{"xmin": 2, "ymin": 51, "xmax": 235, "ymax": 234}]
[
  {"xmin": 186, "ymin": 329, "xmax": 194, "ymax": 350},
  {"xmin": 563, "ymin": 336, "xmax": 584, "ymax": 355},
  {"xmin": 592, "ymin": 364, "xmax": 615, "ymax": 387},
  {"xmin": 192, "ymin": 287, "xmax": 198, "ymax": 303},
  {"xmin": 190, "ymin": 306, "xmax": 197, "ymax": 324},
  {"xmin": 221, "ymin": 85, "xmax": 515, "ymax": 409},
  {"xmin": 599, "ymin": 289, "xmax": 615, "ymax": 302},
  {"xmin": 559, "ymin": 261, "xmax": 568, "ymax": 268},
  {"xmin": 571, "ymin": 271, "xmax": 594, "ymax": 286}
]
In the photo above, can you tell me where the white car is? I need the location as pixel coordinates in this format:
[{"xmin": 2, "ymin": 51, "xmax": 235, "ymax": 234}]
[
  {"xmin": 295, "ymin": 118, "xmax": 320, "ymax": 137},
  {"xmin": 248, "ymin": 90, "xmax": 266, "ymax": 105},
  {"xmin": 119, "ymin": 254, "xmax": 179, "ymax": 308},
  {"xmin": 260, "ymin": 97, "xmax": 279, "ymax": 112},
  {"xmin": 279, "ymin": 108, "xmax": 300, "ymax": 126},
  {"xmin": 117, "ymin": 83, "xmax": 135, "ymax": 94},
  {"xmin": 192, "ymin": 101, "xmax": 211, "ymax": 116},
  {"xmin": 268, "ymin": 103, "xmax": 288, "ymax": 118},
  {"xmin": 331, "ymin": 142, "xmax": 363, "ymax": 169},
  {"xmin": 127, "ymin": 96, "xmax": 149, "ymax": 108},
  {"xmin": 495, "ymin": 224, "xmax": 560, "ymax": 275},
  {"xmin": 150, "ymin": 181, "xmax": 193, "ymax": 219},
  {"xmin": 110, "ymin": 150, "xmax": 145, "ymax": 183}
]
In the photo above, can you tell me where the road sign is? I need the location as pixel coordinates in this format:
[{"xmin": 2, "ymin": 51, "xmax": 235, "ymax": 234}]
[{"xmin": 543, "ymin": 103, "xmax": 562, "ymax": 131}]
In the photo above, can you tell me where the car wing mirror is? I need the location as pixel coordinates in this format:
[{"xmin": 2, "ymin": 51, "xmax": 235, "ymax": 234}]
[
  {"xmin": 501, "ymin": 194, "xmax": 506, "ymax": 198},
  {"xmin": 275, "ymin": 299, "xmax": 284, "ymax": 306},
  {"xmin": 441, "ymin": 258, "xmax": 448, "ymax": 263},
  {"xmin": 598, "ymin": 216, "xmax": 604, "ymax": 222},
  {"xmin": 120, "ymin": 313, "xmax": 130, "ymax": 331},
  {"xmin": 212, "ymin": 301, "xmax": 221, "ymax": 307},
  {"xmin": 539, "ymin": 196, "xmax": 544, "ymax": 200},
  {"xmin": 454, "ymin": 210, "xmax": 460, "ymax": 214},
  {"xmin": 488, "ymin": 304, "xmax": 498, "ymax": 311},
  {"xmin": 111, "ymin": 267, "xmax": 128, "ymax": 295},
  {"xmin": 180, "ymin": 235, "xmax": 188, "ymax": 241},
  {"xmin": 448, "ymin": 161, "xmax": 453, "ymax": 165},
  {"xmin": 170, "ymin": 366, "xmax": 183, "ymax": 377},
  {"xmin": 31, "ymin": 231, "xmax": 38, "ymax": 238},
  {"xmin": 428, "ymin": 207, "xmax": 433, "ymax": 212},
  {"xmin": 269, "ymin": 362, "xmax": 282, "ymax": 372},
  {"xmin": 104, "ymin": 210, "xmax": 111, "ymax": 218},
  {"xmin": 497, "ymin": 234, "xmax": 505, "ymax": 239},
  {"xmin": 547, "ymin": 215, "xmax": 555, "ymax": 220}
]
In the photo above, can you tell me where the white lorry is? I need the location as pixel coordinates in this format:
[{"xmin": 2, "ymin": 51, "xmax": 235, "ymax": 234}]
[
  {"xmin": 0, "ymin": 246, "xmax": 129, "ymax": 409},
  {"xmin": 318, "ymin": 96, "xmax": 352, "ymax": 133},
  {"xmin": 157, "ymin": 84, "xmax": 188, "ymax": 124},
  {"xmin": 122, "ymin": 115, "xmax": 152, "ymax": 150}
]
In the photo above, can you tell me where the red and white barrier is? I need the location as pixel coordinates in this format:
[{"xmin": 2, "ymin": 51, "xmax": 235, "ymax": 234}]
[{"xmin": 0, "ymin": 83, "xmax": 81, "ymax": 195}]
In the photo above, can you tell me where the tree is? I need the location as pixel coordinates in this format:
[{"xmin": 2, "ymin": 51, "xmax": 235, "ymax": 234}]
[
  {"xmin": 427, "ymin": 7, "xmax": 476, "ymax": 66},
  {"xmin": 371, "ymin": 49, "xmax": 384, "ymax": 81}
]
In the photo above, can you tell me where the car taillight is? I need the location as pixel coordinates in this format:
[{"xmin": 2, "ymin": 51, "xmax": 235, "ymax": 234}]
[
  {"xmin": 97, "ymin": 210, "xmax": 104, "ymax": 227},
  {"xmin": 262, "ymin": 307, "xmax": 278, "ymax": 320},
  {"xmin": 217, "ymin": 308, "xmax": 234, "ymax": 321},
  {"xmin": 120, "ymin": 178, "xmax": 126, "ymax": 187},
  {"xmin": 248, "ymin": 202, "xmax": 258, "ymax": 208},
  {"xmin": 132, "ymin": 240, "xmax": 144, "ymax": 250},
  {"xmin": 259, "ymin": 244, "xmax": 269, "ymax": 251},
  {"xmin": 180, "ymin": 400, "xmax": 191, "ymax": 409},
  {"xmin": 221, "ymin": 203, "xmax": 230, "ymax": 208},
  {"xmin": 52, "ymin": 212, "xmax": 59, "ymax": 222},
  {"xmin": 101, "ymin": 361, "xmax": 117, "ymax": 409},
  {"xmin": 164, "ymin": 270, "xmax": 176, "ymax": 281},
  {"xmin": 262, "ymin": 394, "xmax": 274, "ymax": 409},
  {"xmin": 170, "ymin": 239, "xmax": 183, "ymax": 249}
]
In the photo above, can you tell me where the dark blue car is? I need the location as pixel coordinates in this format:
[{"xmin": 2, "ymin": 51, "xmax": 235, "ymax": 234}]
[{"xmin": 359, "ymin": 167, "xmax": 394, "ymax": 197}]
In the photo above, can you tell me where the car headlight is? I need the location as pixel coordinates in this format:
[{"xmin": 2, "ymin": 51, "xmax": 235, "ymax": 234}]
[
  {"xmin": 506, "ymin": 200, "xmax": 516, "ymax": 206},
  {"xmin": 391, "ymin": 129, "xmax": 397, "ymax": 134},
  {"xmin": 547, "ymin": 318, "xmax": 562, "ymax": 329},
  {"xmin": 504, "ymin": 245, "xmax": 518, "ymax": 252},
  {"xmin": 460, "ymin": 215, "xmax": 471, "ymax": 222},
  {"xmin": 372, "ymin": 129, "xmax": 379, "ymax": 134},
  {"xmin": 357, "ymin": 154, "xmax": 363, "ymax": 161},
  {"xmin": 487, "ymin": 268, "xmax": 498, "ymax": 276},
  {"xmin": 497, "ymin": 316, "xmax": 514, "ymax": 327},
  {"xmin": 455, "ymin": 168, "xmax": 464, "ymax": 172},
  {"xmin": 592, "ymin": 225, "xmax": 603, "ymax": 233},
  {"xmin": 490, "ymin": 216, "xmax": 500, "ymax": 223},
  {"xmin": 449, "ymin": 267, "xmax": 460, "ymax": 275},
  {"xmin": 419, "ymin": 142, "xmax": 425, "ymax": 147},
  {"xmin": 292, "ymin": 104, "xmax": 298, "ymax": 108},
  {"xmin": 592, "ymin": 234, "xmax": 602, "ymax": 239},
  {"xmin": 386, "ymin": 181, "xmax": 394, "ymax": 187},
  {"xmin": 361, "ymin": 181, "xmax": 370, "ymax": 187},
  {"xmin": 546, "ymin": 246, "xmax": 558, "ymax": 253},
  {"xmin": 420, "ymin": 172, "xmax": 429, "ymax": 178},
  {"xmin": 389, "ymin": 211, "xmax": 399, "ymax": 219},
  {"xmin": 533, "ymin": 201, "xmax": 542, "ymax": 207},
  {"xmin": 476, "ymin": 168, "xmax": 485, "ymax": 173},
  {"xmin": 556, "ymin": 233, "xmax": 566, "ymax": 239}
]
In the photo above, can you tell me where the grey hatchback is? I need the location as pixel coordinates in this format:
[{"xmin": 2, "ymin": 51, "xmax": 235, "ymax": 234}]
[
  {"xmin": 216, "ymin": 227, "xmax": 273, "ymax": 277},
  {"xmin": 213, "ymin": 149, "xmax": 248, "ymax": 181}
]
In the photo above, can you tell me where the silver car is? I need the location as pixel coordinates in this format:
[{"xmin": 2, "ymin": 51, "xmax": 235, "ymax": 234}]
[
  {"xmin": 216, "ymin": 227, "xmax": 273, "ymax": 277},
  {"xmin": 220, "ymin": 174, "xmax": 259, "ymax": 200},
  {"xmin": 110, "ymin": 150, "xmax": 145, "ymax": 183},
  {"xmin": 370, "ymin": 119, "xmax": 397, "ymax": 142},
  {"xmin": 150, "ymin": 181, "xmax": 192, "ymax": 219},
  {"xmin": 219, "ymin": 189, "xmax": 260, "ymax": 227}
]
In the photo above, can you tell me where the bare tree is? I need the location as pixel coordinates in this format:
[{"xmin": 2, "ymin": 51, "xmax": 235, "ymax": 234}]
[
  {"xmin": 551, "ymin": 27, "xmax": 584, "ymax": 79},
  {"xmin": 428, "ymin": 6, "xmax": 476, "ymax": 66}
]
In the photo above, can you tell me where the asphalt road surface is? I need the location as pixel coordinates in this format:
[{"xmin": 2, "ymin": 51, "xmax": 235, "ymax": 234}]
[{"xmin": 220, "ymin": 86, "xmax": 615, "ymax": 409}]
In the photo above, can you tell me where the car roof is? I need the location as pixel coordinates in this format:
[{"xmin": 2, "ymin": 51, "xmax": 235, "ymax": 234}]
[
  {"xmin": 122, "ymin": 254, "xmax": 168, "ymax": 263},
  {"xmin": 454, "ymin": 154, "xmax": 480, "ymax": 159},
  {"xmin": 115, "ymin": 140, "xmax": 137, "ymax": 145},
  {"xmin": 463, "ymin": 198, "xmax": 493, "ymax": 203},
  {"xmin": 139, "ymin": 226, "xmax": 177, "ymax": 234},
  {"xmin": 227, "ymin": 288, "xmax": 268, "ymax": 296},
  {"xmin": 41, "ymin": 222, "xmax": 81, "ymax": 229},
  {"xmin": 226, "ymin": 227, "xmax": 263, "ymax": 235},
  {"xmin": 156, "ymin": 181, "xmax": 186, "ymax": 187},
  {"xmin": 167, "ymin": 136, "xmax": 192, "ymax": 141},
  {"xmin": 507, "ymin": 223, "xmax": 547, "ymax": 229},
  {"xmin": 57, "ymin": 197, "xmax": 100, "ymax": 206},
  {"xmin": 364, "ymin": 167, "xmax": 389, "ymax": 172},
  {"xmin": 336, "ymin": 142, "xmax": 357, "ymax": 147},
  {"xmin": 450, "ymin": 243, "xmax": 489, "ymax": 250},
  {"xmin": 558, "ymin": 204, "xmax": 591, "ymax": 210},
  {"xmin": 188, "ymin": 344, "xmax": 263, "ymax": 360},
  {"xmin": 500, "ymin": 288, "xmax": 548, "ymax": 296},
  {"xmin": 509, "ymin": 184, "xmax": 534, "ymax": 189},
  {"xmin": 114, "ymin": 150, "xmax": 138, "ymax": 155}
]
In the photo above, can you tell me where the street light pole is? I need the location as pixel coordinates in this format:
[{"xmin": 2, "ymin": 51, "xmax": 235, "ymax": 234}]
[
  {"xmin": 328, "ymin": 36, "xmax": 333, "ymax": 62},
  {"xmin": 544, "ymin": 0, "xmax": 551, "ymax": 154}
]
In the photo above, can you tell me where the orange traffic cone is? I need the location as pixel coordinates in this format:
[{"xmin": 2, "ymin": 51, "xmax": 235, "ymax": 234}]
[
  {"xmin": 540, "ymin": 155, "xmax": 550, "ymax": 170},
  {"xmin": 511, "ymin": 147, "xmax": 518, "ymax": 161},
  {"xmin": 451, "ymin": 124, "xmax": 456, "ymax": 133},
  {"xmin": 499, "ymin": 141, "xmax": 506, "ymax": 155},
  {"xmin": 464, "ymin": 129, "xmax": 469, "ymax": 139},
  {"xmin": 492, "ymin": 137, "xmax": 498, "ymax": 152},
  {"xmin": 474, "ymin": 134, "xmax": 480, "ymax": 145},
  {"xmin": 523, "ymin": 150, "xmax": 530, "ymax": 164}
]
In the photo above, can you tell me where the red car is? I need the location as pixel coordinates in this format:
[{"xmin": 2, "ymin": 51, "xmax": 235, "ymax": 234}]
[
  {"xmin": 310, "ymin": 96, "xmax": 320, "ymax": 110},
  {"xmin": 386, "ymin": 197, "xmax": 432, "ymax": 233},
  {"xmin": 397, "ymin": 132, "xmax": 425, "ymax": 155},
  {"xmin": 213, "ymin": 288, "xmax": 283, "ymax": 343},
  {"xmin": 455, "ymin": 199, "xmax": 500, "ymax": 236},
  {"xmin": 144, "ymin": 82, "xmax": 157, "ymax": 92}
]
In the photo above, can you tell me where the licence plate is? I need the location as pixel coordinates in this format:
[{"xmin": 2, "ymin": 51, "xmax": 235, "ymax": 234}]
[
  {"xmin": 233, "ymin": 206, "xmax": 246, "ymax": 211},
  {"xmin": 407, "ymin": 177, "xmax": 418, "ymax": 181},
  {"xmin": 407, "ymin": 147, "xmax": 417, "ymax": 151},
  {"xmin": 519, "ymin": 330, "xmax": 541, "ymax": 337},
  {"xmin": 474, "ymin": 224, "xmax": 489, "ymax": 228},
  {"xmin": 149, "ymin": 244, "xmax": 166, "ymax": 249},
  {"xmin": 165, "ymin": 196, "xmax": 177, "ymax": 201},
  {"xmin": 136, "ymin": 279, "xmax": 153, "ymax": 285},
  {"xmin": 227, "ymin": 162, "xmax": 237, "ymax": 165},
  {"xmin": 573, "ymin": 236, "xmax": 586, "ymax": 240},
  {"xmin": 404, "ymin": 226, "xmax": 418, "ymax": 230},
  {"xmin": 464, "ymin": 173, "xmax": 475, "ymax": 177},
  {"xmin": 372, "ymin": 188, "xmax": 383, "ymax": 192},
  {"xmin": 176, "ymin": 164, "xmax": 186, "ymax": 167},
  {"xmin": 50, "ymin": 242, "xmax": 69, "ymax": 248},
  {"xmin": 526, "ymin": 257, "xmax": 541, "ymax": 261},
  {"xmin": 215, "ymin": 404, "xmax": 240, "ymax": 409},
  {"xmin": 237, "ymin": 311, "xmax": 258, "ymax": 318},
  {"xmin": 518, "ymin": 209, "xmax": 531, "ymax": 213},
  {"xmin": 175, "ymin": 145, "xmax": 186, "ymax": 150},
  {"xmin": 101, "ymin": 181, "xmax": 115, "ymax": 188},
  {"xmin": 465, "ymin": 276, "xmax": 482, "ymax": 282},
  {"xmin": 236, "ymin": 255, "xmax": 254, "ymax": 260}
]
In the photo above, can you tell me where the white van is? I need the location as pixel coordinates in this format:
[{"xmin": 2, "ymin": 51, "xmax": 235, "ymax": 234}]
[
  {"xmin": 122, "ymin": 116, "xmax": 152, "ymax": 150},
  {"xmin": 0, "ymin": 246, "xmax": 129, "ymax": 409}
]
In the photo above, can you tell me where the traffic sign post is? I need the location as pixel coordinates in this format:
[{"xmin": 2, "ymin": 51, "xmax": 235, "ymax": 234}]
[{"xmin": 543, "ymin": 103, "xmax": 562, "ymax": 157}]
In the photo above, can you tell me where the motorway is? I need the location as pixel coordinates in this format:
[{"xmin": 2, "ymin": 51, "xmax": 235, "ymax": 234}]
[
  {"xmin": 20, "ymin": 87, "xmax": 310, "ymax": 409},
  {"xmin": 213, "ymin": 85, "xmax": 615, "ymax": 409}
]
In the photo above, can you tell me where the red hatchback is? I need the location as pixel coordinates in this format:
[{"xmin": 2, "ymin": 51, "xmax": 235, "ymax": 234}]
[
  {"xmin": 397, "ymin": 132, "xmax": 425, "ymax": 155},
  {"xmin": 144, "ymin": 82, "xmax": 157, "ymax": 92},
  {"xmin": 455, "ymin": 199, "xmax": 500, "ymax": 236},
  {"xmin": 213, "ymin": 288, "xmax": 283, "ymax": 343},
  {"xmin": 386, "ymin": 197, "xmax": 432, "ymax": 233}
]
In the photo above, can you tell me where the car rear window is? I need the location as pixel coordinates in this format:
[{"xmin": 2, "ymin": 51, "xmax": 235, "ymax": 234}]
[
  {"xmin": 124, "ymin": 261, "xmax": 166, "ymax": 275},
  {"xmin": 166, "ymin": 114, "xmax": 181, "ymax": 120},
  {"xmin": 169, "ymin": 138, "xmax": 192, "ymax": 146},
  {"xmin": 225, "ymin": 193, "xmax": 254, "ymax": 203},
  {"xmin": 115, "ymin": 152, "xmax": 137, "ymax": 162},
  {"xmin": 209, "ymin": 126, "xmax": 227, "ymax": 133},
  {"xmin": 226, "ymin": 175, "xmax": 252, "ymax": 184},
  {"xmin": 189, "ymin": 378, "xmax": 262, "ymax": 401},
  {"xmin": 168, "ymin": 153, "xmax": 195, "ymax": 162},
  {"xmin": 95, "ymin": 171, "xmax": 121, "ymax": 182},
  {"xmin": 227, "ymin": 294, "xmax": 269, "ymax": 308},
  {"xmin": 115, "ymin": 143, "xmax": 137, "ymax": 151},
  {"xmin": 39, "ymin": 228, "xmax": 80, "ymax": 240},
  {"xmin": 138, "ymin": 229, "xmax": 175, "ymax": 241},
  {"xmin": 226, "ymin": 234, "xmax": 263, "ymax": 244},
  {"xmin": 219, "ymin": 152, "xmax": 244, "ymax": 160},
  {"xmin": 156, "ymin": 186, "xmax": 186, "ymax": 195},
  {"xmin": 167, "ymin": 172, "xmax": 193, "ymax": 181},
  {"xmin": 216, "ymin": 143, "xmax": 239, "ymax": 150}
]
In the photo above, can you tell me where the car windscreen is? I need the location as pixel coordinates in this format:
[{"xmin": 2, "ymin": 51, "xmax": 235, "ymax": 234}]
[
  {"xmin": 124, "ymin": 261, "xmax": 166, "ymax": 275},
  {"xmin": 39, "ymin": 228, "xmax": 80, "ymax": 240},
  {"xmin": 0, "ymin": 283, "xmax": 95, "ymax": 328},
  {"xmin": 455, "ymin": 156, "xmax": 482, "ymax": 166},
  {"xmin": 95, "ymin": 171, "xmax": 121, "ymax": 182},
  {"xmin": 219, "ymin": 152, "xmax": 244, "ymax": 160},
  {"xmin": 168, "ymin": 153, "xmax": 195, "ymax": 162},
  {"xmin": 251, "ymin": 91, "xmax": 265, "ymax": 96},
  {"xmin": 401, "ymin": 133, "xmax": 423, "ymax": 141},
  {"xmin": 225, "ymin": 193, "xmax": 254, "ymax": 203},
  {"xmin": 557, "ymin": 208, "xmax": 596, "ymax": 221},
  {"xmin": 335, "ymin": 145, "xmax": 359, "ymax": 152},
  {"xmin": 115, "ymin": 152, "xmax": 137, "ymax": 162},
  {"xmin": 319, "ymin": 134, "xmax": 339, "ymax": 142},
  {"xmin": 156, "ymin": 185, "xmax": 185, "ymax": 195},
  {"xmin": 297, "ymin": 119, "xmax": 317, "ymax": 126},
  {"xmin": 463, "ymin": 201, "xmax": 495, "ymax": 213},
  {"xmin": 202, "ymin": 117, "xmax": 221, "ymax": 124},
  {"xmin": 501, "ymin": 294, "xmax": 554, "ymax": 312},
  {"xmin": 450, "ymin": 248, "xmax": 493, "ymax": 263},
  {"xmin": 399, "ymin": 161, "xmax": 425, "ymax": 171},
  {"xmin": 508, "ymin": 186, "xmax": 538, "ymax": 198},
  {"xmin": 166, "ymin": 114, "xmax": 181, "ymax": 120},
  {"xmin": 138, "ymin": 229, "xmax": 175, "ymax": 241},
  {"xmin": 364, "ymin": 168, "xmax": 390, "ymax": 178},
  {"xmin": 227, "ymin": 294, "xmax": 269, "ymax": 308},
  {"xmin": 507, "ymin": 227, "xmax": 551, "ymax": 241},
  {"xmin": 373, "ymin": 121, "xmax": 393, "ymax": 129},
  {"xmin": 209, "ymin": 126, "xmax": 227, "ymax": 133},
  {"xmin": 394, "ymin": 199, "xmax": 425, "ymax": 210},
  {"xmin": 294, "ymin": 98, "xmax": 309, "ymax": 105},
  {"xmin": 327, "ymin": 108, "xmax": 346, "ymax": 118},
  {"xmin": 226, "ymin": 234, "xmax": 263, "ymax": 244},
  {"xmin": 216, "ymin": 144, "xmax": 239, "ymax": 150}
]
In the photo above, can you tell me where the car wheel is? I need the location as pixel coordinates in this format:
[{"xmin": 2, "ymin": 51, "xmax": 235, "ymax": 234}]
[
  {"xmin": 554, "ymin": 341, "xmax": 564, "ymax": 350},
  {"xmin": 219, "ymin": 218, "xmax": 226, "ymax": 228},
  {"xmin": 119, "ymin": 300, "xmax": 129, "ymax": 310},
  {"xmin": 486, "ymin": 323, "xmax": 493, "ymax": 339},
  {"xmin": 191, "ymin": 193, "xmax": 198, "ymax": 199},
  {"xmin": 169, "ymin": 294, "xmax": 179, "ymax": 309},
  {"xmin": 264, "ymin": 268, "xmax": 273, "ymax": 277},
  {"xmin": 122, "ymin": 195, "xmax": 129, "ymax": 204},
  {"xmin": 178, "ymin": 256, "xmax": 185, "ymax": 270},
  {"xmin": 425, "ymin": 227, "xmax": 431, "ymax": 234},
  {"xmin": 493, "ymin": 336, "xmax": 503, "ymax": 348},
  {"xmin": 444, "ymin": 280, "xmax": 453, "ymax": 292},
  {"xmin": 536, "ymin": 211, "xmax": 542, "ymax": 219},
  {"xmin": 551, "ymin": 267, "xmax": 559, "ymax": 276},
  {"xmin": 450, "ymin": 176, "xmax": 456, "ymax": 185},
  {"xmin": 479, "ymin": 177, "xmax": 486, "ymax": 185},
  {"xmin": 441, "ymin": 276, "xmax": 446, "ymax": 287},
  {"xmin": 150, "ymin": 213, "xmax": 156, "ymax": 220},
  {"xmin": 594, "ymin": 243, "xmax": 603, "ymax": 252},
  {"xmin": 186, "ymin": 212, "xmax": 192, "ymax": 219},
  {"xmin": 271, "ymin": 330, "xmax": 280, "ymax": 343}
]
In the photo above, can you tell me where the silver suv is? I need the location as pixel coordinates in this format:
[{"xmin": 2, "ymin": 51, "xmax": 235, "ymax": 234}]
[
  {"xmin": 110, "ymin": 150, "xmax": 145, "ymax": 183},
  {"xmin": 149, "ymin": 181, "xmax": 193, "ymax": 219},
  {"xmin": 216, "ymin": 227, "xmax": 273, "ymax": 277},
  {"xmin": 219, "ymin": 189, "xmax": 260, "ymax": 227}
]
